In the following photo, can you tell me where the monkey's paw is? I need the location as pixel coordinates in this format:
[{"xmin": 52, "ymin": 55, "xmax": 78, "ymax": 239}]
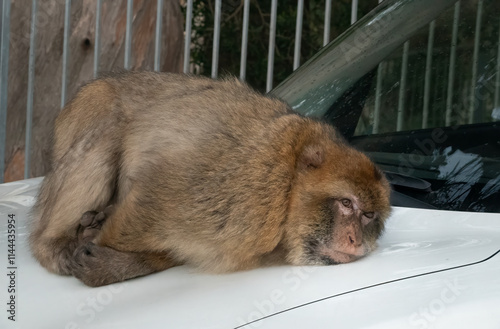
[
  {"xmin": 70, "ymin": 242, "xmax": 124, "ymax": 287},
  {"xmin": 77, "ymin": 205, "xmax": 113, "ymax": 243}
]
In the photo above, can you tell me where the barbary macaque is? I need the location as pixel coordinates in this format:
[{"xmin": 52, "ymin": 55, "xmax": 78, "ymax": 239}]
[{"xmin": 30, "ymin": 72, "xmax": 391, "ymax": 287}]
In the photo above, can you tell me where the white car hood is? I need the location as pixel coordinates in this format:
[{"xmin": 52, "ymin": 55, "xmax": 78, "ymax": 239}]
[{"xmin": 1, "ymin": 178, "xmax": 499, "ymax": 329}]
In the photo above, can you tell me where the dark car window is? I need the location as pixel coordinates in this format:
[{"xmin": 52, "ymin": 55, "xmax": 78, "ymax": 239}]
[{"xmin": 273, "ymin": 0, "xmax": 500, "ymax": 213}]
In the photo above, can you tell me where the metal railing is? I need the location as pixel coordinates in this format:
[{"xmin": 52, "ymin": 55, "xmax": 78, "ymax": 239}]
[
  {"xmin": 0, "ymin": 0, "xmax": 366, "ymax": 182},
  {"xmin": 0, "ymin": 0, "xmax": 498, "ymax": 183},
  {"xmin": 371, "ymin": 0, "xmax": 494, "ymax": 133}
]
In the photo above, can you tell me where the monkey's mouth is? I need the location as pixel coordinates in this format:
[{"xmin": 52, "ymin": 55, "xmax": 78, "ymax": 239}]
[
  {"xmin": 305, "ymin": 239, "xmax": 365, "ymax": 265},
  {"xmin": 318, "ymin": 246, "xmax": 365, "ymax": 264},
  {"xmin": 322, "ymin": 250, "xmax": 360, "ymax": 264}
]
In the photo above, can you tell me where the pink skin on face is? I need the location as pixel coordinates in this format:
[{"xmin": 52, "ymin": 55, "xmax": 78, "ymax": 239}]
[{"xmin": 320, "ymin": 195, "xmax": 376, "ymax": 263}]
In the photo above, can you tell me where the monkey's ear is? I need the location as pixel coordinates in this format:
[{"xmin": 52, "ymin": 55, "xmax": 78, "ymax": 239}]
[
  {"xmin": 297, "ymin": 144, "xmax": 325, "ymax": 170},
  {"xmin": 373, "ymin": 166, "xmax": 384, "ymax": 181}
]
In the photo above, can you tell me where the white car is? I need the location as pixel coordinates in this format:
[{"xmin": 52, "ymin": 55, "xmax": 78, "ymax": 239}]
[
  {"xmin": 1, "ymin": 180, "xmax": 499, "ymax": 328},
  {"xmin": 1, "ymin": 0, "xmax": 499, "ymax": 328}
]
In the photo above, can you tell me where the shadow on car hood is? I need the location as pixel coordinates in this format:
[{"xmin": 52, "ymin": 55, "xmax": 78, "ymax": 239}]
[{"xmin": 1, "ymin": 178, "xmax": 499, "ymax": 328}]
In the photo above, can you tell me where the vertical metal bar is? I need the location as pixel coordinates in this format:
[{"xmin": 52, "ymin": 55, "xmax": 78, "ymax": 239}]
[
  {"xmin": 494, "ymin": 18, "xmax": 500, "ymax": 110},
  {"xmin": 422, "ymin": 20, "xmax": 435, "ymax": 129},
  {"xmin": 0, "ymin": 0, "xmax": 11, "ymax": 183},
  {"xmin": 445, "ymin": 1, "xmax": 460, "ymax": 126},
  {"xmin": 372, "ymin": 63, "xmax": 383, "ymax": 134},
  {"xmin": 440, "ymin": 56, "xmax": 447, "ymax": 125},
  {"xmin": 61, "ymin": 0, "xmax": 71, "ymax": 108},
  {"xmin": 432, "ymin": 57, "xmax": 441, "ymax": 126},
  {"xmin": 124, "ymin": 0, "xmax": 133, "ymax": 70},
  {"xmin": 25, "ymin": 0, "xmax": 38, "ymax": 179},
  {"xmin": 397, "ymin": 41, "xmax": 410, "ymax": 132},
  {"xmin": 94, "ymin": 0, "xmax": 102, "ymax": 78},
  {"xmin": 211, "ymin": 0, "xmax": 221, "ymax": 79},
  {"xmin": 266, "ymin": 0, "xmax": 278, "ymax": 92},
  {"xmin": 154, "ymin": 0, "xmax": 163, "ymax": 72},
  {"xmin": 323, "ymin": 0, "xmax": 332, "ymax": 46},
  {"xmin": 293, "ymin": 0, "xmax": 304, "ymax": 70},
  {"xmin": 183, "ymin": 0, "xmax": 193, "ymax": 74},
  {"xmin": 410, "ymin": 64, "xmax": 417, "ymax": 117},
  {"xmin": 239, "ymin": 0, "xmax": 250, "ymax": 80},
  {"xmin": 351, "ymin": 0, "xmax": 358, "ymax": 25},
  {"xmin": 469, "ymin": 0, "xmax": 482, "ymax": 124},
  {"xmin": 372, "ymin": 0, "xmax": 384, "ymax": 133}
]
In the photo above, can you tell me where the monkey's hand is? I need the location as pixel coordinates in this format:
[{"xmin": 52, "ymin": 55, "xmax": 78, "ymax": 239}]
[
  {"xmin": 76, "ymin": 205, "xmax": 114, "ymax": 243},
  {"xmin": 70, "ymin": 207, "xmax": 179, "ymax": 287},
  {"xmin": 70, "ymin": 242, "xmax": 179, "ymax": 287},
  {"xmin": 70, "ymin": 242, "xmax": 134, "ymax": 287},
  {"xmin": 70, "ymin": 205, "xmax": 131, "ymax": 287}
]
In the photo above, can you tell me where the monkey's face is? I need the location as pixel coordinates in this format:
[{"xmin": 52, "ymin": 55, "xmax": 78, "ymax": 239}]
[{"xmin": 285, "ymin": 143, "xmax": 391, "ymax": 266}]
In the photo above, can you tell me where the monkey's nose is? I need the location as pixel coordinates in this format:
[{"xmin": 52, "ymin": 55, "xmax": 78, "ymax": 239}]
[{"xmin": 348, "ymin": 234, "xmax": 362, "ymax": 247}]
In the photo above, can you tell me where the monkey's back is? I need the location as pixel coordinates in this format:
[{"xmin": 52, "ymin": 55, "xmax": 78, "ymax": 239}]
[{"xmin": 105, "ymin": 72, "xmax": 291, "ymax": 173}]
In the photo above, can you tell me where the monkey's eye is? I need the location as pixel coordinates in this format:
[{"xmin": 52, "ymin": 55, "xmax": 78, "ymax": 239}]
[
  {"xmin": 341, "ymin": 199, "xmax": 352, "ymax": 208},
  {"xmin": 364, "ymin": 212, "xmax": 375, "ymax": 219}
]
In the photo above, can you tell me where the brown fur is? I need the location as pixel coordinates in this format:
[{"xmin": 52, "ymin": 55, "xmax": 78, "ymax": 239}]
[{"xmin": 30, "ymin": 72, "xmax": 391, "ymax": 287}]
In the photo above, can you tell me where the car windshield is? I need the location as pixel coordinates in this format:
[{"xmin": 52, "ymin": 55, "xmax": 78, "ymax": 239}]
[{"xmin": 272, "ymin": 0, "xmax": 500, "ymax": 213}]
